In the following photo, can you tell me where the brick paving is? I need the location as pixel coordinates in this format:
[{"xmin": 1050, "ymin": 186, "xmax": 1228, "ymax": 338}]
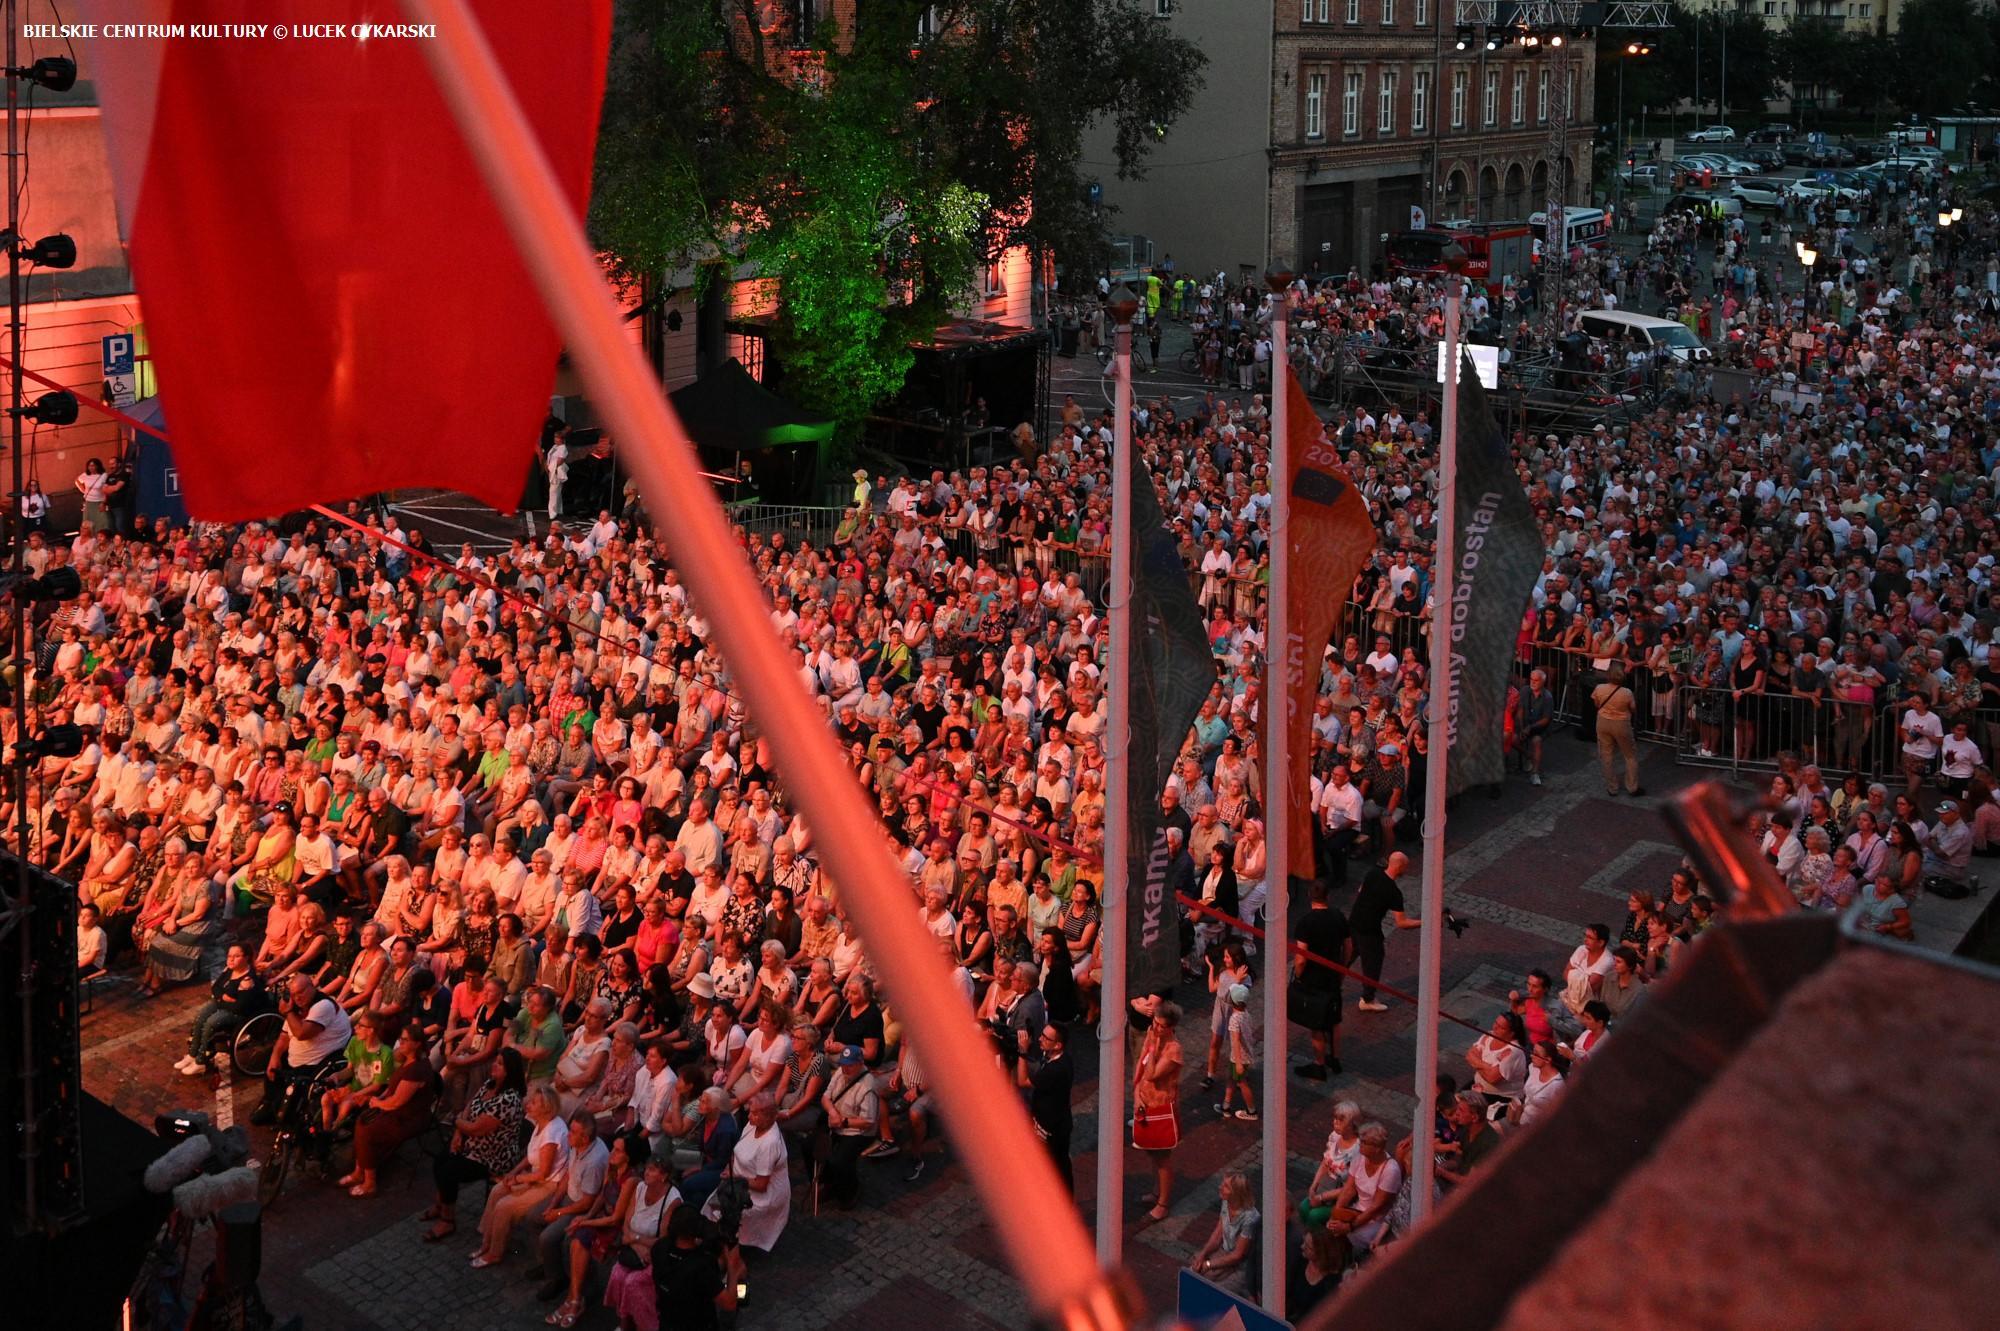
[{"xmin": 85, "ymin": 735, "xmax": 1710, "ymax": 1329}]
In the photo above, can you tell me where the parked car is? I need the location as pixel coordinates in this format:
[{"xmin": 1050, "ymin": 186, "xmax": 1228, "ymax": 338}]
[
  {"xmin": 1788, "ymin": 178, "xmax": 1866, "ymax": 205},
  {"xmin": 1741, "ymin": 146, "xmax": 1786, "ymax": 169},
  {"xmin": 1685, "ymin": 124, "xmax": 1738, "ymax": 143},
  {"xmin": 1619, "ymin": 163, "xmax": 1666, "ymax": 189},
  {"xmin": 1730, "ymin": 178, "xmax": 1788, "ymax": 209},
  {"xmin": 1662, "ymin": 192, "xmax": 1742, "ymax": 220},
  {"xmin": 1746, "ymin": 124, "xmax": 1797, "ymax": 144},
  {"xmin": 1858, "ymin": 159, "xmax": 1932, "ymax": 191},
  {"xmin": 1781, "ymin": 141, "xmax": 1817, "ymax": 166}
]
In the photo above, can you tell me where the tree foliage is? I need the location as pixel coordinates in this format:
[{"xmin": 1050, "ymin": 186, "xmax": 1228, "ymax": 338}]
[
  {"xmin": 589, "ymin": 0, "xmax": 1205, "ymax": 426},
  {"xmin": 1892, "ymin": 0, "xmax": 1999, "ymax": 119}
]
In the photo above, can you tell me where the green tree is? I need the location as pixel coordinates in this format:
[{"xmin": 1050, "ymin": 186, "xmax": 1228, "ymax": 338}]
[
  {"xmin": 1893, "ymin": 0, "xmax": 1998, "ymax": 118},
  {"xmin": 589, "ymin": 0, "xmax": 1205, "ymax": 429}
]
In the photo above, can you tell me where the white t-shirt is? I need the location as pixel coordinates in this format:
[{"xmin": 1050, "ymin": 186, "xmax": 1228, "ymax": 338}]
[
  {"xmin": 1941, "ymin": 733, "xmax": 1980, "ymax": 779},
  {"xmin": 1900, "ymin": 708, "xmax": 1944, "ymax": 759},
  {"xmin": 287, "ymin": 996, "xmax": 353, "ymax": 1067}
]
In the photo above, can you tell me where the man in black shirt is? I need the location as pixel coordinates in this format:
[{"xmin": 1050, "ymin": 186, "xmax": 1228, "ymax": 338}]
[
  {"xmin": 1349, "ymin": 851, "xmax": 1421, "ymax": 1011},
  {"xmin": 652, "ymin": 1204, "xmax": 732, "ymax": 1330},
  {"xmin": 1021, "ymin": 1021, "xmax": 1076, "ymax": 1193},
  {"xmin": 1291, "ymin": 878, "xmax": 1352, "ymax": 1080}
]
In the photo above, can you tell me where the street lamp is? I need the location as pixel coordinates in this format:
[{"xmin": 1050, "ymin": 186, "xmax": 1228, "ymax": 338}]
[
  {"xmin": 1614, "ymin": 42, "xmax": 1653, "ymax": 218},
  {"xmin": 1937, "ymin": 209, "xmax": 1954, "ymax": 273},
  {"xmin": 1796, "ymin": 241, "xmax": 1817, "ymax": 310}
]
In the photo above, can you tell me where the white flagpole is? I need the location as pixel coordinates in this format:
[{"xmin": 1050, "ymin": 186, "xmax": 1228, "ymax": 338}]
[
  {"xmin": 400, "ymin": 2, "xmax": 1118, "ymax": 1324},
  {"xmin": 1097, "ymin": 290, "xmax": 1138, "ymax": 1266},
  {"xmin": 1411, "ymin": 249, "xmax": 1468, "ymax": 1227},
  {"xmin": 1260, "ymin": 265, "xmax": 1294, "ymax": 1314}
]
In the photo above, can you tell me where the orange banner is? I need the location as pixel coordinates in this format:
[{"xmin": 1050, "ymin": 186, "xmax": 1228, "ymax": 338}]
[{"xmin": 1283, "ymin": 373, "xmax": 1376, "ymax": 871}]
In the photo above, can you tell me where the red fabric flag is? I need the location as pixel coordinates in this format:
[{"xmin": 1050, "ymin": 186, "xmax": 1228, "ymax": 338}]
[
  {"xmin": 82, "ymin": 1, "xmax": 610, "ymax": 521},
  {"xmin": 1283, "ymin": 371, "xmax": 1376, "ymax": 871}
]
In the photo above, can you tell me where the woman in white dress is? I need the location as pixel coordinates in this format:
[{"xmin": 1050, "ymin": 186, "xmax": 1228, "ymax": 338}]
[
  {"xmin": 723, "ymin": 1002, "xmax": 793, "ymax": 1106},
  {"xmin": 704, "ymin": 1092, "xmax": 790, "ymax": 1254}
]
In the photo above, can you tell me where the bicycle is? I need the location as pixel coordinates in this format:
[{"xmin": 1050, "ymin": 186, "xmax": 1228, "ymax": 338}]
[{"xmin": 257, "ymin": 1055, "xmax": 347, "ymax": 1207}]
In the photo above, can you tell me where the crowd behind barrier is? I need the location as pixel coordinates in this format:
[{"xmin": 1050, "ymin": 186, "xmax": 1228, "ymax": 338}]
[{"xmin": 7, "ymin": 171, "xmax": 1997, "ymax": 1319}]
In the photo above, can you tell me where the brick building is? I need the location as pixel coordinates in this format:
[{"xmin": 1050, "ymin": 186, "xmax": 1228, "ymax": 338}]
[
  {"xmin": 1087, "ymin": 0, "xmax": 1594, "ymax": 283},
  {"xmin": 1272, "ymin": 1, "xmax": 1595, "ymax": 280}
]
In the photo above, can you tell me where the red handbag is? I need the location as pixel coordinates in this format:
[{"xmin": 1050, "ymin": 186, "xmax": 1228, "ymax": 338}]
[{"xmin": 1133, "ymin": 1103, "xmax": 1180, "ymax": 1151}]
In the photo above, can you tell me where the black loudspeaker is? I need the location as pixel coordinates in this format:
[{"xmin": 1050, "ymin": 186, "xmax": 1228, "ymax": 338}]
[{"xmin": 0, "ymin": 851, "xmax": 86, "ymax": 1234}]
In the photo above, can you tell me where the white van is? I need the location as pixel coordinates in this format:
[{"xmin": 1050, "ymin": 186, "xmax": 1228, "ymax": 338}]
[{"xmin": 1576, "ymin": 309, "xmax": 1712, "ymax": 363}]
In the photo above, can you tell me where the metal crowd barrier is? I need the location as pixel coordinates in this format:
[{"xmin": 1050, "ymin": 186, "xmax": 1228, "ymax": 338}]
[{"xmin": 727, "ymin": 503, "xmax": 853, "ymax": 550}]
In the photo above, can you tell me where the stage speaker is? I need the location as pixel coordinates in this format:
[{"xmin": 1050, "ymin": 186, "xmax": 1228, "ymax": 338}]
[{"xmin": 1, "ymin": 851, "xmax": 86, "ymax": 1234}]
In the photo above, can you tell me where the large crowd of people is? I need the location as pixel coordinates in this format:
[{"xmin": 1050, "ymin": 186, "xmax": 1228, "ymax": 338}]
[{"xmin": 4, "ymin": 161, "xmax": 1995, "ymax": 1323}]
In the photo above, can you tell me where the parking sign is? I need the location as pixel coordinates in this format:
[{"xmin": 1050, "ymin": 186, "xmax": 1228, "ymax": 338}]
[{"xmin": 103, "ymin": 333, "xmax": 137, "ymax": 408}]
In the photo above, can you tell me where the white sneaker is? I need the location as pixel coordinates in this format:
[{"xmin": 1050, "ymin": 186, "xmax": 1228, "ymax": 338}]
[
  {"xmin": 174, "ymin": 1055, "xmax": 197, "ymax": 1073},
  {"xmin": 1530, "ymin": 773, "xmax": 1543, "ymax": 786},
  {"xmin": 1357, "ymin": 999, "xmax": 1389, "ymax": 1012},
  {"xmin": 182, "ymin": 1060, "xmax": 209, "ymax": 1077}
]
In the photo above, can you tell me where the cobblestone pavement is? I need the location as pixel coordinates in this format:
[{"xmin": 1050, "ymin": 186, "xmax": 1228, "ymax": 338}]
[{"xmin": 88, "ymin": 734, "xmax": 1715, "ymax": 1330}]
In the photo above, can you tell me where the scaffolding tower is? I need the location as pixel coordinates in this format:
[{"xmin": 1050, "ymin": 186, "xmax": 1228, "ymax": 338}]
[{"xmin": 1458, "ymin": 1, "xmax": 1672, "ymax": 343}]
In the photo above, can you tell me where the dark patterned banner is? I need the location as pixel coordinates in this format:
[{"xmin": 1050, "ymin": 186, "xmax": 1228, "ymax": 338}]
[
  {"xmin": 1445, "ymin": 350, "xmax": 1540, "ymax": 796},
  {"xmin": 1284, "ymin": 372, "xmax": 1376, "ymax": 869},
  {"xmin": 1126, "ymin": 472, "xmax": 1216, "ymax": 998}
]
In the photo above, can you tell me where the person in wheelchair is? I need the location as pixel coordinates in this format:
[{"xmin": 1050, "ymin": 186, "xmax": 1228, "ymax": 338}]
[
  {"xmin": 252, "ymin": 973, "xmax": 354, "ymax": 1126},
  {"xmin": 174, "ymin": 943, "xmax": 269, "ymax": 1078}
]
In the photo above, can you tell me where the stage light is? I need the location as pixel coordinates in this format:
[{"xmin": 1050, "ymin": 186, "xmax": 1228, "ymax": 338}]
[
  {"xmin": 20, "ymin": 233, "xmax": 74, "ymax": 268},
  {"xmin": 7, "ymin": 56, "xmax": 76, "ymax": 92},
  {"xmin": 1485, "ymin": 34, "xmax": 1501, "ymax": 49},
  {"xmin": 1549, "ymin": 33, "xmax": 1564, "ymax": 46},
  {"xmin": 11, "ymin": 390, "xmax": 78, "ymax": 426}
]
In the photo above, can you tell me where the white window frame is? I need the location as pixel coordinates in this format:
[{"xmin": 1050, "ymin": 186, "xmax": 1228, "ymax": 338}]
[
  {"xmin": 1378, "ymin": 70, "xmax": 1397, "ymax": 133},
  {"xmin": 1511, "ymin": 69, "xmax": 1526, "ymax": 125},
  {"xmin": 1537, "ymin": 70, "xmax": 1550, "ymax": 123},
  {"xmin": 1306, "ymin": 70, "xmax": 1327, "ymax": 140},
  {"xmin": 1483, "ymin": 70, "xmax": 1498, "ymax": 127},
  {"xmin": 1154, "ymin": 0, "xmax": 1175, "ymax": 15},
  {"xmin": 1346, "ymin": 0, "xmax": 1361, "ymax": 23},
  {"xmin": 1415, "ymin": 0, "xmax": 1430, "ymax": 23},
  {"xmin": 1451, "ymin": 68, "xmax": 1467, "ymax": 128},
  {"xmin": 1412, "ymin": 69, "xmax": 1430, "ymax": 132},
  {"xmin": 1343, "ymin": 70, "xmax": 1363, "ymax": 136},
  {"xmin": 1381, "ymin": 0, "xmax": 1395, "ymax": 23}
]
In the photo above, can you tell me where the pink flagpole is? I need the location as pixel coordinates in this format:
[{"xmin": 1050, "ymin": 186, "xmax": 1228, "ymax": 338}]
[{"xmin": 398, "ymin": 2, "xmax": 1123, "ymax": 1326}]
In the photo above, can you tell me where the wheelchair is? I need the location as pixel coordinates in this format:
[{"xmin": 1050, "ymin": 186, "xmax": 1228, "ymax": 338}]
[{"xmin": 205, "ymin": 1008, "xmax": 284, "ymax": 1079}]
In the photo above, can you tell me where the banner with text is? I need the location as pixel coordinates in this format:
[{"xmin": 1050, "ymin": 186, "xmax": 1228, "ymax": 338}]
[
  {"xmin": 1284, "ymin": 373, "xmax": 1377, "ymax": 871},
  {"xmin": 1126, "ymin": 473, "xmax": 1216, "ymax": 998},
  {"xmin": 1445, "ymin": 352, "xmax": 1540, "ymax": 796}
]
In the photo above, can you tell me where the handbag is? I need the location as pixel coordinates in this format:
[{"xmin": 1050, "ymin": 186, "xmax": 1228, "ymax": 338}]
[
  {"xmin": 614, "ymin": 1244, "xmax": 646, "ymax": 1270},
  {"xmin": 1287, "ymin": 986, "xmax": 1338, "ymax": 1031},
  {"xmin": 1132, "ymin": 1103, "xmax": 1179, "ymax": 1152}
]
